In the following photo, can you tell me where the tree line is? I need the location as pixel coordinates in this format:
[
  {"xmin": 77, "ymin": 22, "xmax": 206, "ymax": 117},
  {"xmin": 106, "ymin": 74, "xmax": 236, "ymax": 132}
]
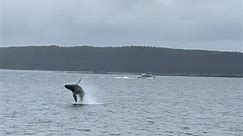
[{"xmin": 0, "ymin": 45, "xmax": 242, "ymax": 77}]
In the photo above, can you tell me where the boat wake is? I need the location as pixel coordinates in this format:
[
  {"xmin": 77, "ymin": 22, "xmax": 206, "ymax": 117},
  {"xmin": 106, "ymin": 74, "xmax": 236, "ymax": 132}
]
[{"xmin": 113, "ymin": 76, "xmax": 132, "ymax": 79}]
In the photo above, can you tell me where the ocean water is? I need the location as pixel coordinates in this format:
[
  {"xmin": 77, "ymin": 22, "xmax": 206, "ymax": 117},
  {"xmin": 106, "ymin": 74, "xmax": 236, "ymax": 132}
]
[{"xmin": 0, "ymin": 70, "xmax": 242, "ymax": 136}]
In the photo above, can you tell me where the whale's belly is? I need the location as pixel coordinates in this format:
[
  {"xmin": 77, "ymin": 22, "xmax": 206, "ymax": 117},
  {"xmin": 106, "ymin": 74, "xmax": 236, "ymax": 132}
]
[{"xmin": 73, "ymin": 87, "xmax": 84, "ymax": 95}]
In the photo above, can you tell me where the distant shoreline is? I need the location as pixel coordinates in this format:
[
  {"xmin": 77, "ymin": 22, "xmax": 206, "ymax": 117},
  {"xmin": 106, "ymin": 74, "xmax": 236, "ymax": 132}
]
[
  {"xmin": 68, "ymin": 71, "xmax": 243, "ymax": 78},
  {"xmin": 0, "ymin": 46, "xmax": 242, "ymax": 78},
  {"xmin": 1, "ymin": 69, "xmax": 242, "ymax": 78}
]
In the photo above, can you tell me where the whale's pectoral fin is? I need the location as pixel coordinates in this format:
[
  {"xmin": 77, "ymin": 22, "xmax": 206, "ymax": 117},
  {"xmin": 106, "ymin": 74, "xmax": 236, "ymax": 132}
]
[
  {"xmin": 76, "ymin": 78, "xmax": 82, "ymax": 85},
  {"xmin": 73, "ymin": 93, "xmax": 77, "ymax": 102}
]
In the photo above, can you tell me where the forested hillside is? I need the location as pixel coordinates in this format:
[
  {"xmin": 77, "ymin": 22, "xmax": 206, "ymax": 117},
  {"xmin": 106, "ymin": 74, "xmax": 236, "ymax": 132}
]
[{"xmin": 0, "ymin": 46, "xmax": 242, "ymax": 77}]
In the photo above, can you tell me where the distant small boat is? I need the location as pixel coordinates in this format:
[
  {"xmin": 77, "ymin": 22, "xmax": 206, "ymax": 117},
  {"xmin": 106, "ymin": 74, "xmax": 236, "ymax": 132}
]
[{"xmin": 137, "ymin": 72, "xmax": 155, "ymax": 78}]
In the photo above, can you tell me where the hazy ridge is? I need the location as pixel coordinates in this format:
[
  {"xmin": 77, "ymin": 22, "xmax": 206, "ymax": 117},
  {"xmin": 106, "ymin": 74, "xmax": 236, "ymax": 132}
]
[{"xmin": 0, "ymin": 46, "xmax": 242, "ymax": 77}]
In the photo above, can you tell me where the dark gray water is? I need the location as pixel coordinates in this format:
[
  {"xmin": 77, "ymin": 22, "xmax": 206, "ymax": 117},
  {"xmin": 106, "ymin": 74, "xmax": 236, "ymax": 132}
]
[{"xmin": 0, "ymin": 70, "xmax": 242, "ymax": 136}]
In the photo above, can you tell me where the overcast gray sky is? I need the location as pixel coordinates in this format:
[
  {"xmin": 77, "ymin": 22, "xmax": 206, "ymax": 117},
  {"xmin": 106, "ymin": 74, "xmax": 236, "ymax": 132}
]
[{"xmin": 1, "ymin": 0, "xmax": 243, "ymax": 51}]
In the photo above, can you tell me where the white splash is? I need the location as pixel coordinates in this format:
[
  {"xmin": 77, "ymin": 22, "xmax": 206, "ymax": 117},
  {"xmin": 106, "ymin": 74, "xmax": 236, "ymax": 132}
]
[
  {"xmin": 83, "ymin": 92, "xmax": 99, "ymax": 104},
  {"xmin": 81, "ymin": 84, "xmax": 102, "ymax": 105}
]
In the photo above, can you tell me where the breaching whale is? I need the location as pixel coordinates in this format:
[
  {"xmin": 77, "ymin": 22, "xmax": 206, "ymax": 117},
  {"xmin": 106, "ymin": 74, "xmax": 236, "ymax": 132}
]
[{"xmin": 64, "ymin": 79, "xmax": 85, "ymax": 103}]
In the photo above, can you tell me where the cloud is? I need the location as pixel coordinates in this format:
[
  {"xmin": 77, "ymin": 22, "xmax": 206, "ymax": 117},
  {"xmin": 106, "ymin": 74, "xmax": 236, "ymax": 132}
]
[{"xmin": 1, "ymin": 0, "xmax": 243, "ymax": 51}]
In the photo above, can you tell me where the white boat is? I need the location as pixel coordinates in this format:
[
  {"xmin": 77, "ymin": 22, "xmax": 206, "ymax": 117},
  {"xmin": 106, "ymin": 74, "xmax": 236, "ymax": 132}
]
[{"xmin": 137, "ymin": 72, "xmax": 155, "ymax": 78}]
